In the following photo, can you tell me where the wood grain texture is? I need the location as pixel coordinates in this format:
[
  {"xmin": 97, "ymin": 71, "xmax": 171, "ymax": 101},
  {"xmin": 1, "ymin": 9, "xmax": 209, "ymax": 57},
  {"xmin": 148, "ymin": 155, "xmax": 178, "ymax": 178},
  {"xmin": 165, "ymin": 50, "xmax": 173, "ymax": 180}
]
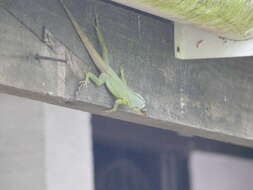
[
  {"xmin": 1, "ymin": 0, "xmax": 253, "ymax": 147},
  {"xmin": 109, "ymin": 0, "xmax": 253, "ymax": 40}
]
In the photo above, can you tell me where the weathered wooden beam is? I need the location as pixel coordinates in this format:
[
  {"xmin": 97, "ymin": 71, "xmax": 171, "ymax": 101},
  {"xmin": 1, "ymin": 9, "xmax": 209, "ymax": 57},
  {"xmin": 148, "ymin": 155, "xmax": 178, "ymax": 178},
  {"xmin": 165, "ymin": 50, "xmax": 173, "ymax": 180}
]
[
  {"xmin": 1, "ymin": 0, "xmax": 253, "ymax": 148},
  {"xmin": 109, "ymin": 0, "xmax": 253, "ymax": 40}
]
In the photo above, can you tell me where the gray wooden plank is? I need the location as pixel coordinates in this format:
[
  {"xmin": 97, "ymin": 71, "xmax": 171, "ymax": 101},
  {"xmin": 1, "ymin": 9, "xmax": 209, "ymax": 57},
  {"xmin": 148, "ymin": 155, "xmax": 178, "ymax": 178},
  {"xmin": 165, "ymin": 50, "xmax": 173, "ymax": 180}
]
[{"xmin": 1, "ymin": 0, "xmax": 253, "ymax": 147}]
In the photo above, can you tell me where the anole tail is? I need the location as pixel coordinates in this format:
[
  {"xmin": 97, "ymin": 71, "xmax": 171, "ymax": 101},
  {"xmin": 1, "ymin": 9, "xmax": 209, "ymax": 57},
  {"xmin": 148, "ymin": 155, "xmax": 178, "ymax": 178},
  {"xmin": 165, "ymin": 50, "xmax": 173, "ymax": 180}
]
[{"xmin": 59, "ymin": 0, "xmax": 108, "ymax": 73}]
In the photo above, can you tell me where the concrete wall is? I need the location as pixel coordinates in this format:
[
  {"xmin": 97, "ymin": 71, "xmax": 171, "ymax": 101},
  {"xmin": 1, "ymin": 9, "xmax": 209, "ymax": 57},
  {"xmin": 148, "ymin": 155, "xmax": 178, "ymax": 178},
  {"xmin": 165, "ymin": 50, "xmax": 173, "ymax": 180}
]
[{"xmin": 0, "ymin": 93, "xmax": 94, "ymax": 190}]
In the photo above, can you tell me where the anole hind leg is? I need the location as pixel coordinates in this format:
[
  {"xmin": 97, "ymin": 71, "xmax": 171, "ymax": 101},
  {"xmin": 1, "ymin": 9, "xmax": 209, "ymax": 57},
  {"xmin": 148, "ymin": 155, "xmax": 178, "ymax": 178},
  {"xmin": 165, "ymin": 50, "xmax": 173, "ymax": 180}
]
[
  {"xmin": 119, "ymin": 67, "xmax": 127, "ymax": 85},
  {"xmin": 79, "ymin": 72, "xmax": 107, "ymax": 89},
  {"xmin": 95, "ymin": 15, "xmax": 109, "ymax": 64}
]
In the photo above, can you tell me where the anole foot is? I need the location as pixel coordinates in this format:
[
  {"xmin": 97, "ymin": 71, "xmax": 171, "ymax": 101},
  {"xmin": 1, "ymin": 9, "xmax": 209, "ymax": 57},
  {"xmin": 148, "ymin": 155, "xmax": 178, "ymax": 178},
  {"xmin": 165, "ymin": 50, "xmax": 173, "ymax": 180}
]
[
  {"xmin": 78, "ymin": 72, "xmax": 90, "ymax": 91},
  {"xmin": 105, "ymin": 108, "xmax": 117, "ymax": 113},
  {"xmin": 105, "ymin": 107, "xmax": 147, "ymax": 116},
  {"xmin": 79, "ymin": 79, "xmax": 89, "ymax": 88},
  {"xmin": 133, "ymin": 108, "xmax": 147, "ymax": 116}
]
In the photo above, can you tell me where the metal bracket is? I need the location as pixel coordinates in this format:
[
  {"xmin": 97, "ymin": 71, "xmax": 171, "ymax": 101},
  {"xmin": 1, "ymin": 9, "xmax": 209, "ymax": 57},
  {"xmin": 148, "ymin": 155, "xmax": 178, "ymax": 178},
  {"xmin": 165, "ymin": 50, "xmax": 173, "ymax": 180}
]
[{"xmin": 174, "ymin": 23, "xmax": 253, "ymax": 60}]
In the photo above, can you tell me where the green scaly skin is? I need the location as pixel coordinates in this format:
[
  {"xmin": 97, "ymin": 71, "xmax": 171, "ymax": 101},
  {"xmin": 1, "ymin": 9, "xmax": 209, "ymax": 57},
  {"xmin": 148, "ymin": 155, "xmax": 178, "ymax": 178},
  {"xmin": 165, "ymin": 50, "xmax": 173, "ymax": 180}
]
[{"xmin": 60, "ymin": 0, "xmax": 146, "ymax": 115}]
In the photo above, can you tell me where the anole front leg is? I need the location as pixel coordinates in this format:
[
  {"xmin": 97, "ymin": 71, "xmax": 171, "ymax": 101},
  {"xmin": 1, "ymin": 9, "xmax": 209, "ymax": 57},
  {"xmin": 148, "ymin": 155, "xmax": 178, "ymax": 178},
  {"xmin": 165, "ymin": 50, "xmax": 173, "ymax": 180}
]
[
  {"xmin": 119, "ymin": 67, "xmax": 127, "ymax": 85},
  {"xmin": 106, "ymin": 99, "xmax": 128, "ymax": 113}
]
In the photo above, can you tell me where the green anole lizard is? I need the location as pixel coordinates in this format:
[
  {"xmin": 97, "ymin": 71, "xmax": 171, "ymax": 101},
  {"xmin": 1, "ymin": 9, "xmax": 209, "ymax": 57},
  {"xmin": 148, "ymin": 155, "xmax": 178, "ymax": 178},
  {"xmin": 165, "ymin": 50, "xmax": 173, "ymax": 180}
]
[{"xmin": 60, "ymin": 0, "xmax": 146, "ymax": 115}]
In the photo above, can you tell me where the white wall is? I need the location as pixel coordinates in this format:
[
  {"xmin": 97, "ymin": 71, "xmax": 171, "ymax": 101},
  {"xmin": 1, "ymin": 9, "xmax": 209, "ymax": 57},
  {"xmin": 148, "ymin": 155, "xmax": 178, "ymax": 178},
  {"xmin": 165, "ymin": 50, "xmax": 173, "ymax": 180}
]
[
  {"xmin": 190, "ymin": 151, "xmax": 253, "ymax": 190},
  {"xmin": 0, "ymin": 93, "xmax": 94, "ymax": 190}
]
